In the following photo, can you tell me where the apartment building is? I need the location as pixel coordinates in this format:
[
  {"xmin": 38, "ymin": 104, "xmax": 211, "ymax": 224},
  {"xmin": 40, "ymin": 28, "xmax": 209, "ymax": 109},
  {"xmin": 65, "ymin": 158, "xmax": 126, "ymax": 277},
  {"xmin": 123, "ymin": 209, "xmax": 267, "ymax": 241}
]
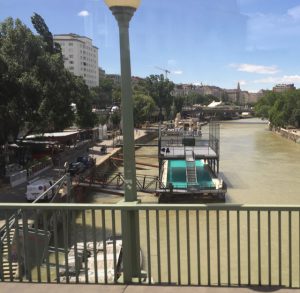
[
  {"xmin": 54, "ymin": 34, "xmax": 99, "ymax": 88},
  {"xmin": 273, "ymin": 83, "xmax": 296, "ymax": 93}
]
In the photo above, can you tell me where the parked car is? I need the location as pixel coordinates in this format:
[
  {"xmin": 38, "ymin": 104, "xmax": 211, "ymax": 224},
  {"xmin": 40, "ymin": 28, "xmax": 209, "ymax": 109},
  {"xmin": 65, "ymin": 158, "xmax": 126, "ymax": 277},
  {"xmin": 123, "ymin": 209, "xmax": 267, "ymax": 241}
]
[
  {"xmin": 68, "ymin": 162, "xmax": 86, "ymax": 175},
  {"xmin": 26, "ymin": 178, "xmax": 56, "ymax": 201},
  {"xmin": 77, "ymin": 156, "xmax": 95, "ymax": 168}
]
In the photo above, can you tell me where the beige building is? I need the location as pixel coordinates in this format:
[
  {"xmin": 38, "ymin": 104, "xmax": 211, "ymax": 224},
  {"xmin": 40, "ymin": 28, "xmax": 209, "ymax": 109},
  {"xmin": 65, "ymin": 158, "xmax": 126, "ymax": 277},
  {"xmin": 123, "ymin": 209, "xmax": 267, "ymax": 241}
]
[
  {"xmin": 273, "ymin": 84, "xmax": 296, "ymax": 93},
  {"xmin": 54, "ymin": 34, "xmax": 99, "ymax": 88}
]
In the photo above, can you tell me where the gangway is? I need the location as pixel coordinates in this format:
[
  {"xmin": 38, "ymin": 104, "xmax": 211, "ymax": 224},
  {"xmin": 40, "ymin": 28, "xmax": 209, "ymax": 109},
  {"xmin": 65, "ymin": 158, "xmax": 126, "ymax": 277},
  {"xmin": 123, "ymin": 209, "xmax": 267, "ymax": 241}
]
[
  {"xmin": 185, "ymin": 149, "xmax": 198, "ymax": 190},
  {"xmin": 77, "ymin": 171, "xmax": 167, "ymax": 194}
]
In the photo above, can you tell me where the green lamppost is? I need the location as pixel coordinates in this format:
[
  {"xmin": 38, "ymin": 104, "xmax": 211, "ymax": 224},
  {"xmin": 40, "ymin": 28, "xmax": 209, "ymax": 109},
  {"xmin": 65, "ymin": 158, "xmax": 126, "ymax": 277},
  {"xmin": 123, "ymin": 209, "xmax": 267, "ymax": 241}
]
[{"xmin": 104, "ymin": 0, "xmax": 141, "ymax": 283}]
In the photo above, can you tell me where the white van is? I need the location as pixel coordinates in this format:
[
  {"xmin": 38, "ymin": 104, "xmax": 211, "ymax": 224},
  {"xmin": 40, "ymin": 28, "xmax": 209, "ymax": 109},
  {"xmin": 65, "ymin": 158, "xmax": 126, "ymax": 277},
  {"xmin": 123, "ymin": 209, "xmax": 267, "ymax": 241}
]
[{"xmin": 25, "ymin": 178, "xmax": 55, "ymax": 201}]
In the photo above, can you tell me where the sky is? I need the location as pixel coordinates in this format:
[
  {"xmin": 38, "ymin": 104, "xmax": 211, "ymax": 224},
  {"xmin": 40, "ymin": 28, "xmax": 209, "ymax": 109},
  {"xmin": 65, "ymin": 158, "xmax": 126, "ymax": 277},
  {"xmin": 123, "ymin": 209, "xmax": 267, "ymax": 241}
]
[{"xmin": 1, "ymin": 0, "xmax": 300, "ymax": 92}]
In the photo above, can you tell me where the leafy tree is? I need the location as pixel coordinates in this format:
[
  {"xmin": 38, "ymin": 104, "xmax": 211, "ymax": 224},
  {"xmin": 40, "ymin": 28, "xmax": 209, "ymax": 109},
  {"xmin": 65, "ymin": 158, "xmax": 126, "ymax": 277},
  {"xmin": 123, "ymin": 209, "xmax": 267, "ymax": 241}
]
[
  {"xmin": 133, "ymin": 94, "xmax": 155, "ymax": 126},
  {"xmin": 0, "ymin": 17, "xmax": 45, "ymax": 142},
  {"xmin": 184, "ymin": 93, "xmax": 218, "ymax": 107},
  {"xmin": 31, "ymin": 13, "xmax": 61, "ymax": 54},
  {"xmin": 255, "ymin": 90, "xmax": 300, "ymax": 128},
  {"xmin": 145, "ymin": 74, "xmax": 174, "ymax": 120},
  {"xmin": 91, "ymin": 77, "xmax": 115, "ymax": 109},
  {"xmin": 112, "ymin": 86, "xmax": 121, "ymax": 106},
  {"xmin": 74, "ymin": 77, "xmax": 98, "ymax": 128},
  {"xmin": 0, "ymin": 16, "xmax": 97, "ymax": 145},
  {"xmin": 173, "ymin": 96, "xmax": 185, "ymax": 114}
]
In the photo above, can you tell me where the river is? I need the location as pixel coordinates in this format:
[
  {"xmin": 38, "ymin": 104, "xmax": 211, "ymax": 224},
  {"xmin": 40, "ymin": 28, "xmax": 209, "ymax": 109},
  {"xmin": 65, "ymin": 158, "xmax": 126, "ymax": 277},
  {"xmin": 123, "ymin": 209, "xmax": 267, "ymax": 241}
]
[
  {"xmin": 219, "ymin": 118, "xmax": 300, "ymax": 204},
  {"xmin": 81, "ymin": 118, "xmax": 300, "ymax": 286},
  {"xmin": 89, "ymin": 118, "xmax": 300, "ymax": 204}
]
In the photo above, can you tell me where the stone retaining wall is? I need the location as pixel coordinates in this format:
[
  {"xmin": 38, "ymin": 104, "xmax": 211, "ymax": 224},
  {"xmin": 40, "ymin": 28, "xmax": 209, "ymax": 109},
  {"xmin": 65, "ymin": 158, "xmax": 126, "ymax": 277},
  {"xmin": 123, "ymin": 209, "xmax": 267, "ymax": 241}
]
[{"xmin": 270, "ymin": 125, "xmax": 300, "ymax": 143}]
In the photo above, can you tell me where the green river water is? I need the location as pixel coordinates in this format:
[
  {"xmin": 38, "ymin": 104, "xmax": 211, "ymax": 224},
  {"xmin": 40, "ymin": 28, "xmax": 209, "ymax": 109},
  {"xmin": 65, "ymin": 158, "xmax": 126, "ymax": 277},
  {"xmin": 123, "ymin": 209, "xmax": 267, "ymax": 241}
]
[{"xmin": 34, "ymin": 119, "xmax": 300, "ymax": 286}]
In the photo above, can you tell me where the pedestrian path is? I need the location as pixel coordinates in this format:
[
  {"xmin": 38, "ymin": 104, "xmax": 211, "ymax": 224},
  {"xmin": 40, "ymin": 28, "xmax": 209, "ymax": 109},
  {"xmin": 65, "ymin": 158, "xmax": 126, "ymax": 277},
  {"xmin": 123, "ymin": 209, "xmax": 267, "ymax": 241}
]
[
  {"xmin": 0, "ymin": 283, "xmax": 293, "ymax": 293},
  {"xmin": 89, "ymin": 129, "xmax": 147, "ymax": 166}
]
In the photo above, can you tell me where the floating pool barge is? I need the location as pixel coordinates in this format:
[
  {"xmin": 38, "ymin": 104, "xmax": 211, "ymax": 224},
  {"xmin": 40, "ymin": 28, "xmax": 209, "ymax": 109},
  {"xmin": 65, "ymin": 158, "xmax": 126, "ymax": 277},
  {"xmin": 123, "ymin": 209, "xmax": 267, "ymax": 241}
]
[{"xmin": 157, "ymin": 121, "xmax": 227, "ymax": 203}]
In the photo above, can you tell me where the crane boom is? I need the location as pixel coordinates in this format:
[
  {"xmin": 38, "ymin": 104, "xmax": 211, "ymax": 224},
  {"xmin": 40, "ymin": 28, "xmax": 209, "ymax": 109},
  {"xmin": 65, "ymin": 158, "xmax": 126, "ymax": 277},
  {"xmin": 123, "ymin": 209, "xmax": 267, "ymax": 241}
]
[{"xmin": 155, "ymin": 66, "xmax": 171, "ymax": 78}]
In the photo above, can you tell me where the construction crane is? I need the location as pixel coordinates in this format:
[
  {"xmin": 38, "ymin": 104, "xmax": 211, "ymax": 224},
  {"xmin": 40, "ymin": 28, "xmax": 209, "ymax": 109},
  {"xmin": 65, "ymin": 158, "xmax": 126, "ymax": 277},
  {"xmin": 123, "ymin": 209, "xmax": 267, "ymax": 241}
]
[{"xmin": 155, "ymin": 66, "xmax": 171, "ymax": 79}]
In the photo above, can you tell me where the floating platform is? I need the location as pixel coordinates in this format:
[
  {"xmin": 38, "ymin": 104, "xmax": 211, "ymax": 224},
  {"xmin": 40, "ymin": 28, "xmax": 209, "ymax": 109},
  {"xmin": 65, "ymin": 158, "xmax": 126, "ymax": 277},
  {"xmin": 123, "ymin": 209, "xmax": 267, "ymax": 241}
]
[
  {"xmin": 158, "ymin": 159, "xmax": 226, "ymax": 203},
  {"xmin": 157, "ymin": 121, "xmax": 226, "ymax": 203},
  {"xmin": 157, "ymin": 189, "xmax": 226, "ymax": 203}
]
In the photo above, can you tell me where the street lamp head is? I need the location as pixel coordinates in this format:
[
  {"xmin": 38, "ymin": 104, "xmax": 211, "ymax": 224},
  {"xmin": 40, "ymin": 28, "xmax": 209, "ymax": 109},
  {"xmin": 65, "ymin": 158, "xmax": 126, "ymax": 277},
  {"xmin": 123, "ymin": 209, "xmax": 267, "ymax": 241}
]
[{"xmin": 104, "ymin": 0, "xmax": 141, "ymax": 9}]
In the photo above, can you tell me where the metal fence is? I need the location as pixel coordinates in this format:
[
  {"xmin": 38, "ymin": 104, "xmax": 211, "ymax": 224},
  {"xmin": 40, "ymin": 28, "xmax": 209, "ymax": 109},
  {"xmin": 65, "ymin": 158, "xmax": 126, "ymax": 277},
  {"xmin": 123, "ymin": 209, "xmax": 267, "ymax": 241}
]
[
  {"xmin": 78, "ymin": 172, "xmax": 166, "ymax": 192},
  {"xmin": 1, "ymin": 203, "xmax": 300, "ymax": 287}
]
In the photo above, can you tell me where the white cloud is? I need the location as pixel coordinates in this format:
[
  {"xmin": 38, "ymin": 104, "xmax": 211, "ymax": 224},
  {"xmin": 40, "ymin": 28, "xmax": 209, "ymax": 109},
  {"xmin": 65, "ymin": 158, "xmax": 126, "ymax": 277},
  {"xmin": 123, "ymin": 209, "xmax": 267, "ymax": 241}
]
[
  {"xmin": 246, "ymin": 6, "xmax": 300, "ymax": 50},
  {"xmin": 230, "ymin": 63, "xmax": 279, "ymax": 74},
  {"xmin": 288, "ymin": 5, "xmax": 300, "ymax": 20},
  {"xmin": 78, "ymin": 10, "xmax": 90, "ymax": 17},
  {"xmin": 254, "ymin": 75, "xmax": 300, "ymax": 84},
  {"xmin": 239, "ymin": 80, "xmax": 247, "ymax": 86},
  {"xmin": 173, "ymin": 70, "xmax": 183, "ymax": 75},
  {"xmin": 167, "ymin": 59, "xmax": 177, "ymax": 66}
]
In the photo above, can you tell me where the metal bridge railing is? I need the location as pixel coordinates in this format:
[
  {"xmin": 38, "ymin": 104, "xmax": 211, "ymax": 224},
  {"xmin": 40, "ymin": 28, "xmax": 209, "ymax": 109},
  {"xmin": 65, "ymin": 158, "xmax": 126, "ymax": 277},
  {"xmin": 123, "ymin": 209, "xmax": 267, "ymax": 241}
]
[{"xmin": 1, "ymin": 203, "xmax": 300, "ymax": 288}]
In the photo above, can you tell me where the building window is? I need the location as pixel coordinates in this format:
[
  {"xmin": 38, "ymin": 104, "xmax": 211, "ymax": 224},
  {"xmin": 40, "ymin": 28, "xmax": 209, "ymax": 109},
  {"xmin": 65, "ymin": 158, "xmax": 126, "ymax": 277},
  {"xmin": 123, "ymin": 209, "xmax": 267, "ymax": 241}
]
[
  {"xmin": 69, "ymin": 55, "xmax": 73, "ymax": 58},
  {"xmin": 69, "ymin": 61, "xmax": 74, "ymax": 64},
  {"xmin": 68, "ymin": 42, "xmax": 73, "ymax": 46}
]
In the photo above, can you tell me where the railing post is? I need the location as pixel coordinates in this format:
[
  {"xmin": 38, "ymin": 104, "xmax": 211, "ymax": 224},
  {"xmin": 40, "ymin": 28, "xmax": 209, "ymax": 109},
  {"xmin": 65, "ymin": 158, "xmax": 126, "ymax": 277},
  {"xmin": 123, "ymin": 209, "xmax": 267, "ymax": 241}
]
[
  {"xmin": 121, "ymin": 202, "xmax": 140, "ymax": 283},
  {"xmin": 66, "ymin": 173, "xmax": 71, "ymax": 201},
  {"xmin": 0, "ymin": 238, "xmax": 3, "ymax": 281}
]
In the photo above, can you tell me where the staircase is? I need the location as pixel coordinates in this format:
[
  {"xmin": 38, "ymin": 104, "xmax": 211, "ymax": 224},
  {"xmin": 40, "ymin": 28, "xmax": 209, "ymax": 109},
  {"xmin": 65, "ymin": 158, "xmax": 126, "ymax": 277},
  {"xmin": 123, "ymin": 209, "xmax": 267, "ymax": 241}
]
[
  {"xmin": 185, "ymin": 149, "xmax": 198, "ymax": 190},
  {"xmin": 1, "ymin": 226, "xmax": 18, "ymax": 281}
]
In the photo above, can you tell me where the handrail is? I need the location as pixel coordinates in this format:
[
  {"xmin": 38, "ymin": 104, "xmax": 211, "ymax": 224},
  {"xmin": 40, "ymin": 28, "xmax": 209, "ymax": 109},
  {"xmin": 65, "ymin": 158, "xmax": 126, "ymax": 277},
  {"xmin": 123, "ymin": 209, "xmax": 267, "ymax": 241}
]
[
  {"xmin": 32, "ymin": 174, "xmax": 70, "ymax": 204},
  {"xmin": 0, "ymin": 174, "xmax": 70, "ymax": 244},
  {"xmin": 2, "ymin": 202, "xmax": 300, "ymax": 211},
  {"xmin": 2, "ymin": 202, "xmax": 300, "ymax": 286}
]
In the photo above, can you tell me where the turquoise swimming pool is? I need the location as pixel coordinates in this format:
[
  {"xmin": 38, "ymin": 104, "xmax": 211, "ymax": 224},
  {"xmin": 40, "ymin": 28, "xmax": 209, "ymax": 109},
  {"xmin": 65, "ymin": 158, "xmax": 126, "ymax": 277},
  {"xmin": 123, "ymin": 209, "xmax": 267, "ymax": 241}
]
[{"xmin": 167, "ymin": 160, "xmax": 215, "ymax": 189}]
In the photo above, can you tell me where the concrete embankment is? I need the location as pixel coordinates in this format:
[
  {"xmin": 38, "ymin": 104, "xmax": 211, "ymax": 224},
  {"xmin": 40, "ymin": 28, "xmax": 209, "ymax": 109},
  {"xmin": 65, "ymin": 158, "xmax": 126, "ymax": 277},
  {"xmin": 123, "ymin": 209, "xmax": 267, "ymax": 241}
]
[
  {"xmin": 93, "ymin": 129, "xmax": 158, "ymax": 172},
  {"xmin": 73, "ymin": 129, "xmax": 158, "ymax": 200},
  {"xmin": 269, "ymin": 125, "xmax": 300, "ymax": 143}
]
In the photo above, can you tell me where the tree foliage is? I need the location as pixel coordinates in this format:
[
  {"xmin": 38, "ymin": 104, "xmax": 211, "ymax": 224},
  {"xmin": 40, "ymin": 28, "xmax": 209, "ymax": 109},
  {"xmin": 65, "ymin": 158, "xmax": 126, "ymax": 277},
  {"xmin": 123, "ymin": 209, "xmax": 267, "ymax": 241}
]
[
  {"xmin": 90, "ymin": 77, "xmax": 116, "ymax": 109},
  {"xmin": 184, "ymin": 93, "xmax": 219, "ymax": 106},
  {"xmin": 0, "ymin": 16, "xmax": 97, "ymax": 145},
  {"xmin": 145, "ymin": 74, "xmax": 175, "ymax": 118},
  {"xmin": 133, "ymin": 93, "xmax": 155, "ymax": 126},
  {"xmin": 255, "ymin": 90, "xmax": 300, "ymax": 128},
  {"xmin": 31, "ymin": 13, "xmax": 61, "ymax": 54}
]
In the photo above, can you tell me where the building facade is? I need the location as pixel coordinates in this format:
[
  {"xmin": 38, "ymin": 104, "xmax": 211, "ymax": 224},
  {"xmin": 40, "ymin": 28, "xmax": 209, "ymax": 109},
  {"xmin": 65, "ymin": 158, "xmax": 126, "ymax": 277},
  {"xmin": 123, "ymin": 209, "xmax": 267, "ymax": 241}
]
[
  {"xmin": 106, "ymin": 74, "xmax": 121, "ymax": 85},
  {"xmin": 99, "ymin": 67, "xmax": 106, "ymax": 80},
  {"xmin": 54, "ymin": 34, "xmax": 99, "ymax": 88},
  {"xmin": 273, "ymin": 84, "xmax": 296, "ymax": 93}
]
